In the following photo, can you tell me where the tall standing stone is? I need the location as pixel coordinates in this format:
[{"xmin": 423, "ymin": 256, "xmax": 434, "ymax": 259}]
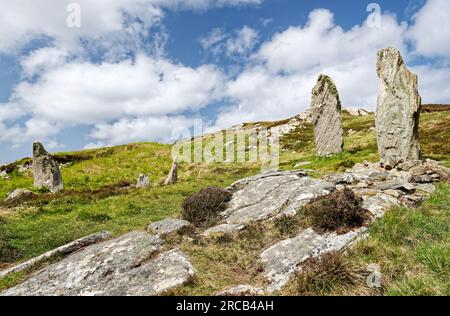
[
  {"xmin": 164, "ymin": 162, "xmax": 178, "ymax": 186},
  {"xmin": 311, "ymin": 74, "xmax": 344, "ymax": 156},
  {"xmin": 376, "ymin": 48, "xmax": 421, "ymax": 168},
  {"xmin": 32, "ymin": 142, "xmax": 63, "ymax": 193}
]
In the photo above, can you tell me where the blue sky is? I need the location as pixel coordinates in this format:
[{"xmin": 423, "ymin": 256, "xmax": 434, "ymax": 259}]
[{"xmin": 0, "ymin": 0, "xmax": 449, "ymax": 164}]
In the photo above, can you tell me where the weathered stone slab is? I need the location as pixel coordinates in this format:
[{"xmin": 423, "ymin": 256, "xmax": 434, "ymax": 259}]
[
  {"xmin": 222, "ymin": 171, "xmax": 335, "ymax": 224},
  {"xmin": 260, "ymin": 227, "xmax": 368, "ymax": 292},
  {"xmin": 202, "ymin": 224, "xmax": 246, "ymax": 237},
  {"xmin": 1, "ymin": 232, "xmax": 194, "ymax": 296},
  {"xmin": 311, "ymin": 74, "xmax": 344, "ymax": 156},
  {"xmin": 32, "ymin": 142, "xmax": 63, "ymax": 193},
  {"xmin": 217, "ymin": 285, "xmax": 265, "ymax": 296},
  {"xmin": 362, "ymin": 193, "xmax": 399, "ymax": 218},
  {"xmin": 376, "ymin": 48, "xmax": 421, "ymax": 168},
  {"xmin": 136, "ymin": 174, "xmax": 150, "ymax": 188},
  {"xmin": 147, "ymin": 218, "xmax": 192, "ymax": 236},
  {"xmin": 0, "ymin": 231, "xmax": 112, "ymax": 279},
  {"xmin": 164, "ymin": 162, "xmax": 178, "ymax": 186}
]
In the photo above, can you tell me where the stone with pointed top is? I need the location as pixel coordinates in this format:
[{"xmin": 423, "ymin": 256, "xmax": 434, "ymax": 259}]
[
  {"xmin": 376, "ymin": 47, "xmax": 421, "ymax": 168},
  {"xmin": 311, "ymin": 74, "xmax": 344, "ymax": 156},
  {"xmin": 164, "ymin": 162, "xmax": 178, "ymax": 186},
  {"xmin": 32, "ymin": 142, "xmax": 63, "ymax": 193}
]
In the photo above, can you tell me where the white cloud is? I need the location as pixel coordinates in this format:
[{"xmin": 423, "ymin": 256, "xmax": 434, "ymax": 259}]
[
  {"xmin": 200, "ymin": 26, "xmax": 259, "ymax": 57},
  {"xmin": 0, "ymin": 54, "xmax": 225, "ymax": 146},
  {"xmin": 226, "ymin": 26, "xmax": 259, "ymax": 56},
  {"xmin": 87, "ymin": 115, "xmax": 194, "ymax": 147},
  {"xmin": 0, "ymin": 0, "xmax": 264, "ymax": 53},
  {"xmin": 408, "ymin": 0, "xmax": 450, "ymax": 58}
]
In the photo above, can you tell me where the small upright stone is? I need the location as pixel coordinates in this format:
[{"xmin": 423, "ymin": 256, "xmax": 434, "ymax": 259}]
[
  {"xmin": 164, "ymin": 162, "xmax": 178, "ymax": 186},
  {"xmin": 376, "ymin": 48, "xmax": 421, "ymax": 168},
  {"xmin": 136, "ymin": 174, "xmax": 150, "ymax": 188},
  {"xmin": 311, "ymin": 74, "xmax": 344, "ymax": 156},
  {"xmin": 32, "ymin": 142, "xmax": 63, "ymax": 193}
]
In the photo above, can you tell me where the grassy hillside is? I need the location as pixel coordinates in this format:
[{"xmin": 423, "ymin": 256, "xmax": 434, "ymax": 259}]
[{"xmin": 0, "ymin": 109, "xmax": 449, "ymax": 295}]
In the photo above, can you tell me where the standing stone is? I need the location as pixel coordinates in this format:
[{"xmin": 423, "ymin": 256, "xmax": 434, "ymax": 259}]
[
  {"xmin": 376, "ymin": 47, "xmax": 421, "ymax": 168},
  {"xmin": 32, "ymin": 142, "xmax": 63, "ymax": 193},
  {"xmin": 311, "ymin": 74, "xmax": 344, "ymax": 156},
  {"xmin": 136, "ymin": 174, "xmax": 150, "ymax": 188},
  {"xmin": 164, "ymin": 162, "xmax": 178, "ymax": 186}
]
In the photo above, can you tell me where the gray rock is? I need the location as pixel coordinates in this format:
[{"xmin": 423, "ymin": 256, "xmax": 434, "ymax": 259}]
[
  {"xmin": 164, "ymin": 162, "xmax": 178, "ymax": 186},
  {"xmin": 311, "ymin": 74, "xmax": 344, "ymax": 156},
  {"xmin": 1, "ymin": 232, "xmax": 194, "ymax": 296},
  {"xmin": 222, "ymin": 171, "xmax": 335, "ymax": 224},
  {"xmin": 136, "ymin": 174, "xmax": 150, "ymax": 188},
  {"xmin": 0, "ymin": 231, "xmax": 112, "ymax": 279},
  {"xmin": 415, "ymin": 183, "xmax": 436, "ymax": 194},
  {"xmin": 202, "ymin": 224, "xmax": 246, "ymax": 237},
  {"xmin": 260, "ymin": 227, "xmax": 368, "ymax": 292},
  {"xmin": 4, "ymin": 189, "xmax": 36, "ymax": 203},
  {"xmin": 32, "ymin": 142, "xmax": 63, "ymax": 193},
  {"xmin": 375, "ymin": 48, "xmax": 421, "ymax": 168},
  {"xmin": 0, "ymin": 170, "xmax": 9, "ymax": 180},
  {"xmin": 373, "ymin": 180, "xmax": 416, "ymax": 193},
  {"xmin": 217, "ymin": 285, "xmax": 265, "ymax": 296},
  {"xmin": 345, "ymin": 108, "xmax": 371, "ymax": 116},
  {"xmin": 147, "ymin": 218, "xmax": 193, "ymax": 236},
  {"xmin": 362, "ymin": 193, "xmax": 399, "ymax": 218}
]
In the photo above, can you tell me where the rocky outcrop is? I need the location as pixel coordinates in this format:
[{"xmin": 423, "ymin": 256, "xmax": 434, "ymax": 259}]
[
  {"xmin": 147, "ymin": 218, "xmax": 193, "ymax": 236},
  {"xmin": 4, "ymin": 189, "xmax": 36, "ymax": 203},
  {"xmin": 0, "ymin": 231, "xmax": 112, "ymax": 279},
  {"xmin": 1, "ymin": 232, "xmax": 195, "ymax": 296},
  {"xmin": 32, "ymin": 142, "xmax": 63, "ymax": 193},
  {"xmin": 136, "ymin": 174, "xmax": 150, "ymax": 188},
  {"xmin": 164, "ymin": 162, "xmax": 178, "ymax": 186},
  {"xmin": 261, "ymin": 227, "xmax": 368, "ymax": 292},
  {"xmin": 311, "ymin": 75, "xmax": 344, "ymax": 156},
  {"xmin": 376, "ymin": 48, "xmax": 422, "ymax": 168},
  {"xmin": 344, "ymin": 108, "xmax": 372, "ymax": 116},
  {"xmin": 221, "ymin": 171, "xmax": 335, "ymax": 225}
]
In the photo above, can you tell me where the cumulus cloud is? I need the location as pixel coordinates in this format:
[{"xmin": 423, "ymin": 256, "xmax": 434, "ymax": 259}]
[
  {"xmin": 0, "ymin": 0, "xmax": 264, "ymax": 53},
  {"xmin": 0, "ymin": 53, "xmax": 225, "ymax": 146},
  {"xmin": 408, "ymin": 0, "xmax": 450, "ymax": 58}
]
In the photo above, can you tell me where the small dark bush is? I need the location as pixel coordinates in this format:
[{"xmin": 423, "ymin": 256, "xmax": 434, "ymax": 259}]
[
  {"xmin": 286, "ymin": 251, "xmax": 362, "ymax": 295},
  {"xmin": 181, "ymin": 187, "xmax": 232, "ymax": 228},
  {"xmin": 306, "ymin": 188, "xmax": 369, "ymax": 232}
]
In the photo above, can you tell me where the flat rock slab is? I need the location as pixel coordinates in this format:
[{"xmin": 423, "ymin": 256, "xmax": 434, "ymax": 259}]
[
  {"xmin": 1, "ymin": 232, "xmax": 194, "ymax": 296},
  {"xmin": 217, "ymin": 284, "xmax": 265, "ymax": 296},
  {"xmin": 147, "ymin": 218, "xmax": 192, "ymax": 236},
  {"xmin": 260, "ymin": 227, "xmax": 367, "ymax": 292},
  {"xmin": 223, "ymin": 171, "xmax": 335, "ymax": 224},
  {"xmin": 202, "ymin": 224, "xmax": 246, "ymax": 237}
]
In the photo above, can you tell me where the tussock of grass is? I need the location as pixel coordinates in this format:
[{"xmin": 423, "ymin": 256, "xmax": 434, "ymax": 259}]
[{"xmin": 284, "ymin": 251, "xmax": 368, "ymax": 296}]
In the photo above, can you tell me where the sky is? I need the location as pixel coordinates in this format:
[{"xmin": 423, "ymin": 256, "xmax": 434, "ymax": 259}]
[{"xmin": 1, "ymin": 0, "xmax": 449, "ymax": 164}]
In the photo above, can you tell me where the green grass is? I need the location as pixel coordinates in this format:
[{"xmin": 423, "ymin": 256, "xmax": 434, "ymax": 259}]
[{"xmin": 0, "ymin": 110, "xmax": 449, "ymax": 295}]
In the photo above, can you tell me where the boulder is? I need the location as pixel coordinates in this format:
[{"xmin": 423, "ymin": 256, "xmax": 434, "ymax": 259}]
[
  {"xmin": 4, "ymin": 189, "xmax": 36, "ymax": 203},
  {"xmin": 376, "ymin": 48, "xmax": 421, "ymax": 168},
  {"xmin": 222, "ymin": 171, "xmax": 335, "ymax": 224},
  {"xmin": 147, "ymin": 218, "xmax": 193, "ymax": 236},
  {"xmin": 260, "ymin": 227, "xmax": 368, "ymax": 292},
  {"xmin": 164, "ymin": 162, "xmax": 178, "ymax": 186},
  {"xmin": 1, "ymin": 232, "xmax": 195, "ymax": 296},
  {"xmin": 311, "ymin": 74, "xmax": 344, "ymax": 156},
  {"xmin": 32, "ymin": 142, "xmax": 63, "ymax": 193},
  {"xmin": 136, "ymin": 174, "xmax": 150, "ymax": 188}
]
